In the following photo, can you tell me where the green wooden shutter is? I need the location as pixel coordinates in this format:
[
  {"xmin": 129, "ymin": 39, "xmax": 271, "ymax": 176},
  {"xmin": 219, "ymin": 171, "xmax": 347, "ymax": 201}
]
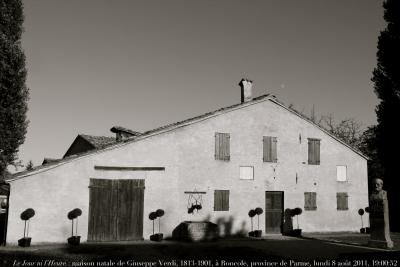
[
  {"xmin": 263, "ymin": 136, "xmax": 277, "ymax": 162},
  {"xmin": 305, "ymin": 192, "xmax": 317, "ymax": 210},
  {"xmin": 215, "ymin": 133, "xmax": 220, "ymax": 160},
  {"xmin": 224, "ymin": 134, "xmax": 230, "ymax": 161},
  {"xmin": 215, "ymin": 133, "xmax": 230, "ymax": 161},
  {"xmin": 304, "ymin": 192, "xmax": 310, "ymax": 210},
  {"xmin": 214, "ymin": 190, "xmax": 221, "ymax": 210},
  {"xmin": 315, "ymin": 140, "xmax": 320, "ymax": 164},
  {"xmin": 308, "ymin": 139, "xmax": 314, "ymax": 164},
  {"xmin": 214, "ymin": 190, "xmax": 229, "ymax": 211},
  {"xmin": 311, "ymin": 192, "xmax": 317, "ymax": 210},
  {"xmin": 308, "ymin": 139, "xmax": 320, "ymax": 165},
  {"xmin": 271, "ymin": 137, "xmax": 277, "ymax": 162},
  {"xmin": 263, "ymin": 136, "xmax": 271, "ymax": 162},
  {"xmin": 337, "ymin": 192, "xmax": 348, "ymax": 210}
]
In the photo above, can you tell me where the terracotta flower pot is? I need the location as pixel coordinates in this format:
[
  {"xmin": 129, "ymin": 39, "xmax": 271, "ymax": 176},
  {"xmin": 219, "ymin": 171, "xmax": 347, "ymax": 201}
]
[
  {"xmin": 253, "ymin": 230, "xmax": 262, "ymax": 238},
  {"xmin": 360, "ymin": 228, "xmax": 366, "ymax": 234},
  {"xmin": 67, "ymin": 236, "xmax": 81, "ymax": 246},
  {"xmin": 150, "ymin": 233, "xmax": 163, "ymax": 242},
  {"xmin": 18, "ymin": 237, "xmax": 31, "ymax": 247},
  {"xmin": 291, "ymin": 229, "xmax": 302, "ymax": 237}
]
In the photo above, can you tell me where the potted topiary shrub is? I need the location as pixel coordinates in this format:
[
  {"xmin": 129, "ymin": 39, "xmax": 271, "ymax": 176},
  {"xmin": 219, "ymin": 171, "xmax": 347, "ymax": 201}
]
[
  {"xmin": 364, "ymin": 207, "xmax": 370, "ymax": 233},
  {"xmin": 67, "ymin": 208, "xmax": 82, "ymax": 245},
  {"xmin": 18, "ymin": 208, "xmax": 35, "ymax": 247},
  {"xmin": 254, "ymin": 207, "xmax": 263, "ymax": 237},
  {"xmin": 152, "ymin": 209, "xmax": 165, "ymax": 242},
  {"xmin": 149, "ymin": 211, "xmax": 161, "ymax": 241},
  {"xmin": 248, "ymin": 209, "xmax": 256, "ymax": 237},
  {"xmin": 358, "ymin": 208, "xmax": 365, "ymax": 234},
  {"xmin": 291, "ymin": 208, "xmax": 302, "ymax": 237}
]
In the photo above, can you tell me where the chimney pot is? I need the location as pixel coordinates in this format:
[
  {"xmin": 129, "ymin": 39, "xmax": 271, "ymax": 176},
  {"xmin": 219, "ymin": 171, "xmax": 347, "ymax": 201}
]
[{"xmin": 239, "ymin": 78, "xmax": 253, "ymax": 103}]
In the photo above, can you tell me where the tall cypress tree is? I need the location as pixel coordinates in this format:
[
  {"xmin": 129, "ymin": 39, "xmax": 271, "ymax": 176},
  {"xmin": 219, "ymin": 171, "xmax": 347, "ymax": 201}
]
[
  {"xmin": 372, "ymin": 0, "xmax": 400, "ymax": 231},
  {"xmin": 0, "ymin": 0, "xmax": 29, "ymax": 179}
]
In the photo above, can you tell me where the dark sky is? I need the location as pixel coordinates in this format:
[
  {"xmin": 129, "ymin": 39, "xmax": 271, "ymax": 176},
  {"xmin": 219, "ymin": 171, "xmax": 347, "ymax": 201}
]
[{"xmin": 18, "ymin": 0, "xmax": 385, "ymax": 168}]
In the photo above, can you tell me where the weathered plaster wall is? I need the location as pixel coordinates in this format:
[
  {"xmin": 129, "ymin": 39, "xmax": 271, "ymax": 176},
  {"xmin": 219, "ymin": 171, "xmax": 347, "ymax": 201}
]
[{"xmin": 7, "ymin": 99, "xmax": 368, "ymax": 244}]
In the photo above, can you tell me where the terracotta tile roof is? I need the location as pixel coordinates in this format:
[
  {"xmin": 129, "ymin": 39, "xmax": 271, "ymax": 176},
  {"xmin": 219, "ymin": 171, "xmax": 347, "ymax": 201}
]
[{"xmin": 79, "ymin": 134, "xmax": 116, "ymax": 149}]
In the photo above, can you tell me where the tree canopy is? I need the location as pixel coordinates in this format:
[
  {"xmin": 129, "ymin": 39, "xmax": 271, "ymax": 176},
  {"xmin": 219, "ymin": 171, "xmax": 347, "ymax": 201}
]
[
  {"xmin": 371, "ymin": 0, "xmax": 400, "ymax": 231},
  {"xmin": 0, "ymin": 0, "xmax": 29, "ymax": 179}
]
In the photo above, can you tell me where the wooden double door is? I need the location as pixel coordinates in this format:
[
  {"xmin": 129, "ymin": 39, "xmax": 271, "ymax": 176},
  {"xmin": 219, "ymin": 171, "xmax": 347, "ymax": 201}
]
[
  {"xmin": 88, "ymin": 179, "xmax": 144, "ymax": 241},
  {"xmin": 265, "ymin": 191, "xmax": 284, "ymax": 233}
]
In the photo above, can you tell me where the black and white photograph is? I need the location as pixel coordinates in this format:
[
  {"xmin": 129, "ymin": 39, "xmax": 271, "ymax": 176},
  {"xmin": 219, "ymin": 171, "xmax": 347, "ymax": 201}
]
[{"xmin": 0, "ymin": 0, "xmax": 399, "ymax": 266}]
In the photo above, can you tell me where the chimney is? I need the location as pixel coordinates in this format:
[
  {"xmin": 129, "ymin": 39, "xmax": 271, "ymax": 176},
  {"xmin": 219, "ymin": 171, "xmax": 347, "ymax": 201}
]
[{"xmin": 239, "ymin": 78, "xmax": 253, "ymax": 103}]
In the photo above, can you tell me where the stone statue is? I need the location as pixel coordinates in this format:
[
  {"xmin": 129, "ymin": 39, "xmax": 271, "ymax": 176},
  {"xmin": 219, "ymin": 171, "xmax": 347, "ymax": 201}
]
[{"xmin": 368, "ymin": 178, "xmax": 393, "ymax": 249}]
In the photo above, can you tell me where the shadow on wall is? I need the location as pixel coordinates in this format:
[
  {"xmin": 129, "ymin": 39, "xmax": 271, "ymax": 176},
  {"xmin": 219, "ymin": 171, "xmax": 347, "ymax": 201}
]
[
  {"xmin": 215, "ymin": 216, "xmax": 247, "ymax": 237},
  {"xmin": 282, "ymin": 208, "xmax": 293, "ymax": 235},
  {"xmin": 171, "ymin": 215, "xmax": 247, "ymax": 241}
]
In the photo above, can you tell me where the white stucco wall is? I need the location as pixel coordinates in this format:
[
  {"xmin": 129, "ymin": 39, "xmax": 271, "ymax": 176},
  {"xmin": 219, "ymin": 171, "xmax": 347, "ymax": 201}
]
[{"xmin": 6, "ymin": 99, "xmax": 368, "ymax": 244}]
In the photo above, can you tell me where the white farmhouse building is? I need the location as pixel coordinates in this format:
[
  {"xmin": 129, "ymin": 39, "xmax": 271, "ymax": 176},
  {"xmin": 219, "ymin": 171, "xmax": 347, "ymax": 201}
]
[{"xmin": 4, "ymin": 79, "xmax": 368, "ymax": 244}]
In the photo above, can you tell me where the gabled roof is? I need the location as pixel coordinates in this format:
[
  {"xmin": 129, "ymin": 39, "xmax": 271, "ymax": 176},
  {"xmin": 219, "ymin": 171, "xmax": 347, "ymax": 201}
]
[
  {"xmin": 79, "ymin": 134, "xmax": 116, "ymax": 149},
  {"xmin": 10, "ymin": 94, "xmax": 368, "ymax": 180}
]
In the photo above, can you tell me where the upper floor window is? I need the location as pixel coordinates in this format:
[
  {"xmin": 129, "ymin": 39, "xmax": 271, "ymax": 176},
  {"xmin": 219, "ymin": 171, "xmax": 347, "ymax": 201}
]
[
  {"xmin": 304, "ymin": 192, "xmax": 317, "ymax": 211},
  {"xmin": 263, "ymin": 136, "xmax": 277, "ymax": 162},
  {"xmin": 240, "ymin": 166, "xmax": 254, "ymax": 180},
  {"xmin": 215, "ymin": 133, "xmax": 230, "ymax": 161},
  {"xmin": 308, "ymin": 138, "xmax": 320, "ymax": 165},
  {"xmin": 336, "ymin": 165, "xmax": 347, "ymax": 182}
]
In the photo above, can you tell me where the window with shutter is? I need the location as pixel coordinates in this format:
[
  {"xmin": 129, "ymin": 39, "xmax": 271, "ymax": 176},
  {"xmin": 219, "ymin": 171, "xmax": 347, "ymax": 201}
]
[
  {"xmin": 308, "ymin": 138, "xmax": 320, "ymax": 165},
  {"xmin": 214, "ymin": 190, "xmax": 230, "ymax": 211},
  {"xmin": 215, "ymin": 133, "xmax": 230, "ymax": 161},
  {"xmin": 239, "ymin": 166, "xmax": 254, "ymax": 180},
  {"xmin": 304, "ymin": 192, "xmax": 317, "ymax": 210},
  {"xmin": 263, "ymin": 136, "xmax": 277, "ymax": 162},
  {"xmin": 337, "ymin": 192, "xmax": 348, "ymax": 210},
  {"xmin": 336, "ymin": 166, "xmax": 347, "ymax": 182}
]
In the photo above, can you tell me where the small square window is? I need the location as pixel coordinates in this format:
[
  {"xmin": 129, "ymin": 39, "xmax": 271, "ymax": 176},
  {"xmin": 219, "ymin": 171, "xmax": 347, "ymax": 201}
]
[
  {"xmin": 240, "ymin": 166, "xmax": 254, "ymax": 180},
  {"xmin": 337, "ymin": 166, "xmax": 347, "ymax": 182}
]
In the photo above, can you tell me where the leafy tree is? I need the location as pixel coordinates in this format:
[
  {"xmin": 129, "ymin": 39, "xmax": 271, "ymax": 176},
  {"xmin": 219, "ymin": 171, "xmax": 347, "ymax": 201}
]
[
  {"xmin": 0, "ymin": 0, "xmax": 29, "ymax": 180},
  {"xmin": 358, "ymin": 126, "xmax": 383, "ymax": 182},
  {"xmin": 372, "ymin": 0, "xmax": 400, "ymax": 231}
]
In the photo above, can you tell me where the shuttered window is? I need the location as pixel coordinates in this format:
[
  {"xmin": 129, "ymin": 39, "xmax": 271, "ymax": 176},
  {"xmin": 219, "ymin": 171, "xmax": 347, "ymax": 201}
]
[
  {"xmin": 215, "ymin": 133, "xmax": 230, "ymax": 161},
  {"xmin": 308, "ymin": 138, "xmax": 320, "ymax": 165},
  {"xmin": 337, "ymin": 192, "xmax": 348, "ymax": 210},
  {"xmin": 304, "ymin": 192, "xmax": 317, "ymax": 210},
  {"xmin": 336, "ymin": 166, "xmax": 347, "ymax": 182},
  {"xmin": 263, "ymin": 136, "xmax": 277, "ymax": 162},
  {"xmin": 214, "ymin": 190, "xmax": 230, "ymax": 211}
]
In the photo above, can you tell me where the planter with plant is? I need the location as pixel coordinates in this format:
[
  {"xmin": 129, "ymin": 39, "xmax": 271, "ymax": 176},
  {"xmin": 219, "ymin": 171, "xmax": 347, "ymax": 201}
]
[
  {"xmin": 18, "ymin": 208, "xmax": 35, "ymax": 247},
  {"xmin": 291, "ymin": 207, "xmax": 302, "ymax": 237},
  {"xmin": 364, "ymin": 207, "xmax": 370, "ymax": 234},
  {"xmin": 67, "ymin": 208, "xmax": 82, "ymax": 245},
  {"xmin": 149, "ymin": 209, "xmax": 165, "ymax": 241},
  {"xmin": 248, "ymin": 209, "xmax": 256, "ymax": 237},
  {"xmin": 358, "ymin": 208, "xmax": 366, "ymax": 233},
  {"xmin": 254, "ymin": 207, "xmax": 263, "ymax": 237}
]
